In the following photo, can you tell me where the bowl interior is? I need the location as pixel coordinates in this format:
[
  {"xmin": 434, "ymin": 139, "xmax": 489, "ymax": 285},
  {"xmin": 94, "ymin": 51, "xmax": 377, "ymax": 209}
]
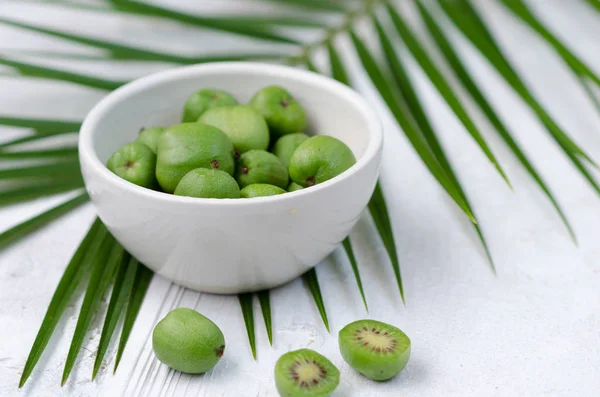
[{"xmin": 90, "ymin": 64, "xmax": 374, "ymax": 169}]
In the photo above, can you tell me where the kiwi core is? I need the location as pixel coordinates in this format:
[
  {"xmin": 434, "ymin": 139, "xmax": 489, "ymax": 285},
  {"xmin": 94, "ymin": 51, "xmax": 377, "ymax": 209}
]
[
  {"xmin": 289, "ymin": 359, "xmax": 327, "ymax": 388},
  {"xmin": 354, "ymin": 327, "xmax": 398, "ymax": 353}
]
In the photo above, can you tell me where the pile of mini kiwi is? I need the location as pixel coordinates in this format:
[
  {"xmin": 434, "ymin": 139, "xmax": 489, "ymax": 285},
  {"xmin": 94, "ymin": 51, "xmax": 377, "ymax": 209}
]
[
  {"xmin": 107, "ymin": 86, "xmax": 356, "ymax": 198},
  {"xmin": 153, "ymin": 308, "xmax": 411, "ymax": 396}
]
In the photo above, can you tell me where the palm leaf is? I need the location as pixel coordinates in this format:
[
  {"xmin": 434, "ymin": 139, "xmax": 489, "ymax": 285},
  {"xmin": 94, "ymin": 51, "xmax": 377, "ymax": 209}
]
[
  {"xmin": 437, "ymin": 0, "xmax": 599, "ymax": 188},
  {"xmin": 92, "ymin": 252, "xmax": 135, "ymax": 380},
  {"xmin": 257, "ymin": 290, "xmax": 273, "ymax": 346},
  {"xmin": 0, "ymin": 192, "xmax": 88, "ymax": 250},
  {"xmin": 20, "ymin": 0, "xmax": 111, "ymax": 11},
  {"xmin": 303, "ymin": 268, "xmax": 330, "ymax": 332},
  {"xmin": 113, "ymin": 260, "xmax": 152, "ymax": 372},
  {"xmin": 0, "ymin": 147, "xmax": 78, "ymax": 159},
  {"xmin": 348, "ymin": 30, "xmax": 476, "ymax": 223},
  {"xmin": 62, "ymin": 237, "xmax": 123, "ymax": 385},
  {"xmin": 22, "ymin": 1, "xmax": 329, "ymax": 28},
  {"xmin": 209, "ymin": 16, "xmax": 328, "ymax": 28},
  {"xmin": 0, "ymin": 178, "xmax": 84, "ymax": 207},
  {"xmin": 0, "ymin": 116, "xmax": 81, "ymax": 134},
  {"xmin": 19, "ymin": 219, "xmax": 104, "ymax": 388},
  {"xmin": 304, "ymin": 57, "xmax": 318, "ymax": 73},
  {"xmin": 0, "ymin": 50, "xmax": 121, "ymax": 62},
  {"xmin": 500, "ymin": 0, "xmax": 600, "ymax": 86},
  {"xmin": 327, "ymin": 42, "xmax": 350, "ymax": 85},
  {"xmin": 238, "ymin": 293, "xmax": 257, "ymax": 359},
  {"xmin": 368, "ymin": 182, "xmax": 408, "ymax": 299},
  {"xmin": 374, "ymin": 16, "xmax": 496, "ymax": 271},
  {"xmin": 0, "ymin": 131, "xmax": 75, "ymax": 149},
  {"xmin": 264, "ymin": 0, "xmax": 346, "ymax": 12},
  {"xmin": 416, "ymin": 1, "xmax": 576, "ymax": 241},
  {"xmin": 341, "ymin": 238, "xmax": 368, "ymax": 311},
  {"xmin": 578, "ymin": 76, "xmax": 600, "ymax": 116},
  {"xmin": 386, "ymin": 5, "xmax": 511, "ymax": 188},
  {"xmin": 0, "ymin": 56, "xmax": 126, "ymax": 90},
  {"xmin": 583, "ymin": 0, "xmax": 600, "ymax": 12},
  {"xmin": 108, "ymin": 0, "xmax": 300, "ymax": 45},
  {"xmin": 0, "ymin": 161, "xmax": 80, "ymax": 180},
  {"xmin": 0, "ymin": 18, "xmax": 288, "ymax": 64}
]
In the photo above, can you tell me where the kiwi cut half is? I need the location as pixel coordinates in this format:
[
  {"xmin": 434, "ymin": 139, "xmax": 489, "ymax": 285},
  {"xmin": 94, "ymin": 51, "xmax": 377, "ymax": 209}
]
[
  {"xmin": 274, "ymin": 349, "xmax": 339, "ymax": 397},
  {"xmin": 338, "ymin": 319, "xmax": 410, "ymax": 381}
]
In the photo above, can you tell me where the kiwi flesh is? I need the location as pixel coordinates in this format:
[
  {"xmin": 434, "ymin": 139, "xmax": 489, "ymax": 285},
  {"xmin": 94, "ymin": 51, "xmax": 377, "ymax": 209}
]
[
  {"xmin": 274, "ymin": 349, "xmax": 339, "ymax": 397},
  {"xmin": 338, "ymin": 319, "xmax": 410, "ymax": 381}
]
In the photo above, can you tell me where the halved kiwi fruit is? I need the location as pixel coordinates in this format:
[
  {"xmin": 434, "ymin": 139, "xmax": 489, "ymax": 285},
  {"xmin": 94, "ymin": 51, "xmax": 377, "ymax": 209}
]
[
  {"xmin": 274, "ymin": 349, "xmax": 339, "ymax": 397},
  {"xmin": 338, "ymin": 319, "xmax": 410, "ymax": 381}
]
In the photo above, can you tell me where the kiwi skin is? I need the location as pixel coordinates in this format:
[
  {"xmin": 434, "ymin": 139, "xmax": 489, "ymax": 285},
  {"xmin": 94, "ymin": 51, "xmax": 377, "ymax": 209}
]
[
  {"xmin": 274, "ymin": 348, "xmax": 340, "ymax": 397},
  {"xmin": 107, "ymin": 141, "xmax": 158, "ymax": 189},
  {"xmin": 235, "ymin": 149, "xmax": 288, "ymax": 189},
  {"xmin": 174, "ymin": 168, "xmax": 240, "ymax": 199},
  {"xmin": 240, "ymin": 183, "xmax": 285, "ymax": 198},
  {"xmin": 338, "ymin": 319, "xmax": 411, "ymax": 381},
  {"xmin": 152, "ymin": 308, "xmax": 225, "ymax": 374}
]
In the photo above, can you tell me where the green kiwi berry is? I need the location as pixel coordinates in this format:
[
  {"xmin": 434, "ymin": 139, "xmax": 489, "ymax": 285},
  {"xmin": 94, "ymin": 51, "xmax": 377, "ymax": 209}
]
[
  {"xmin": 235, "ymin": 149, "xmax": 288, "ymax": 189},
  {"xmin": 287, "ymin": 182, "xmax": 303, "ymax": 192},
  {"xmin": 289, "ymin": 135, "xmax": 355, "ymax": 187},
  {"xmin": 249, "ymin": 85, "xmax": 307, "ymax": 137},
  {"xmin": 240, "ymin": 183, "xmax": 286, "ymax": 198},
  {"xmin": 181, "ymin": 88, "xmax": 237, "ymax": 122},
  {"xmin": 135, "ymin": 126, "xmax": 165, "ymax": 153},
  {"xmin": 174, "ymin": 168, "xmax": 240, "ymax": 199},
  {"xmin": 274, "ymin": 349, "xmax": 340, "ymax": 397},
  {"xmin": 338, "ymin": 319, "xmax": 411, "ymax": 381},
  {"xmin": 198, "ymin": 105, "xmax": 269, "ymax": 156},
  {"xmin": 156, "ymin": 123, "xmax": 235, "ymax": 193},
  {"xmin": 152, "ymin": 308, "xmax": 225, "ymax": 374},
  {"xmin": 272, "ymin": 133, "xmax": 309, "ymax": 168},
  {"xmin": 107, "ymin": 142, "xmax": 158, "ymax": 189}
]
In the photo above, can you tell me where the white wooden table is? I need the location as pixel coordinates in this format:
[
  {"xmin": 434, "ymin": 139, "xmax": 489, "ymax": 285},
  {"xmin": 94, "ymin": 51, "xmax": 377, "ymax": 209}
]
[{"xmin": 1, "ymin": 1, "xmax": 599, "ymax": 396}]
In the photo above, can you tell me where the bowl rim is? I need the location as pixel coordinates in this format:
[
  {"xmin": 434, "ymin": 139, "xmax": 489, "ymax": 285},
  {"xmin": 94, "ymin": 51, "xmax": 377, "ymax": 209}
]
[{"xmin": 79, "ymin": 62, "xmax": 382, "ymax": 206}]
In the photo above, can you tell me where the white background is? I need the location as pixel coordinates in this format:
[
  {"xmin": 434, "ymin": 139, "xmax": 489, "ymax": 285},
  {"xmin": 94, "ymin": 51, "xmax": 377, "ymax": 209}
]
[{"xmin": 1, "ymin": 1, "xmax": 599, "ymax": 396}]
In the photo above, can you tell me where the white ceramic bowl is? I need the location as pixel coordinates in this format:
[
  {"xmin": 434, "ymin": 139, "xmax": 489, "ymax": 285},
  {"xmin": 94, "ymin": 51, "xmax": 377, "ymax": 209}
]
[{"xmin": 79, "ymin": 62, "xmax": 382, "ymax": 294}]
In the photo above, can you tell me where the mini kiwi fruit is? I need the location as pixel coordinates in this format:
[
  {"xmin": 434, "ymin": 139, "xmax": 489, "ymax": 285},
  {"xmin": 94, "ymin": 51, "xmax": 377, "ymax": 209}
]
[
  {"xmin": 287, "ymin": 182, "xmax": 303, "ymax": 192},
  {"xmin": 288, "ymin": 135, "xmax": 355, "ymax": 187},
  {"xmin": 338, "ymin": 319, "xmax": 411, "ymax": 381},
  {"xmin": 274, "ymin": 349, "xmax": 340, "ymax": 397},
  {"xmin": 181, "ymin": 88, "xmax": 237, "ymax": 122},
  {"xmin": 135, "ymin": 126, "xmax": 165, "ymax": 153},
  {"xmin": 198, "ymin": 105, "xmax": 270, "ymax": 156},
  {"xmin": 240, "ymin": 183, "xmax": 286, "ymax": 198},
  {"xmin": 174, "ymin": 168, "xmax": 240, "ymax": 199},
  {"xmin": 272, "ymin": 132, "xmax": 309, "ymax": 168},
  {"xmin": 107, "ymin": 141, "xmax": 158, "ymax": 189},
  {"xmin": 152, "ymin": 308, "xmax": 225, "ymax": 374},
  {"xmin": 235, "ymin": 149, "xmax": 288, "ymax": 189},
  {"xmin": 155, "ymin": 123, "xmax": 235, "ymax": 193},
  {"xmin": 249, "ymin": 85, "xmax": 307, "ymax": 137}
]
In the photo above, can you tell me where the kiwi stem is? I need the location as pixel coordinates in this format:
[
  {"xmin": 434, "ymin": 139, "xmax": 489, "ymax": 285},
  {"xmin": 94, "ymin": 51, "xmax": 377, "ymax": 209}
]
[{"xmin": 285, "ymin": 0, "xmax": 390, "ymax": 65}]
